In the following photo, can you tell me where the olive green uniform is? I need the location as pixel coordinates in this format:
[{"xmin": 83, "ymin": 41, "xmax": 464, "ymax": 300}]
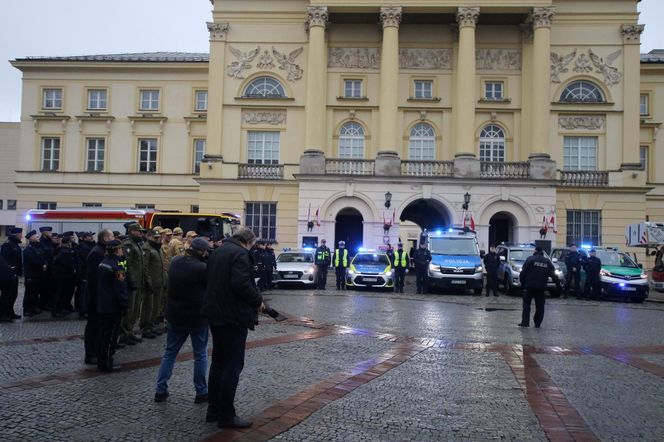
[
  {"xmin": 120, "ymin": 237, "xmax": 144, "ymax": 339},
  {"xmin": 141, "ymin": 240, "xmax": 165, "ymax": 334}
]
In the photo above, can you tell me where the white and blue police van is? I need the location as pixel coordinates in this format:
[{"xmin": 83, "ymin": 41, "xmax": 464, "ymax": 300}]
[{"xmin": 427, "ymin": 228, "xmax": 484, "ymax": 294}]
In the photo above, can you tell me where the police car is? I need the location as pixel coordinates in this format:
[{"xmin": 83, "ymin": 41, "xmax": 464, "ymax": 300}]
[
  {"xmin": 346, "ymin": 250, "xmax": 395, "ymax": 289},
  {"xmin": 427, "ymin": 228, "xmax": 484, "ymax": 294},
  {"xmin": 271, "ymin": 249, "xmax": 316, "ymax": 287},
  {"xmin": 495, "ymin": 243, "xmax": 564, "ymax": 297}
]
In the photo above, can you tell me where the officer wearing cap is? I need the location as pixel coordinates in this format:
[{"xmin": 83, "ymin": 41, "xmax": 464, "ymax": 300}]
[
  {"xmin": 169, "ymin": 227, "xmax": 185, "ymax": 257},
  {"xmin": 38, "ymin": 227, "xmax": 56, "ymax": 313},
  {"xmin": 76, "ymin": 232, "xmax": 96, "ymax": 319},
  {"xmin": 264, "ymin": 241, "xmax": 277, "ymax": 290},
  {"xmin": 333, "ymin": 241, "xmax": 349, "ymax": 290},
  {"xmin": 393, "ymin": 243, "xmax": 408, "ymax": 293},
  {"xmin": 52, "ymin": 231, "xmax": 77, "ymax": 317},
  {"xmin": 518, "ymin": 246, "xmax": 561, "ymax": 328},
  {"xmin": 583, "ymin": 249, "xmax": 602, "ymax": 300},
  {"xmin": 161, "ymin": 228, "xmax": 174, "ymax": 273},
  {"xmin": 314, "ymin": 239, "xmax": 331, "ymax": 290},
  {"xmin": 96, "ymin": 239, "xmax": 129, "ymax": 372},
  {"xmin": 22, "ymin": 230, "xmax": 48, "ymax": 317},
  {"xmin": 184, "ymin": 231, "xmax": 198, "ymax": 250},
  {"xmin": 119, "ymin": 222, "xmax": 146, "ymax": 345},
  {"xmin": 141, "ymin": 228, "xmax": 166, "ymax": 339},
  {"xmin": 0, "ymin": 227, "xmax": 23, "ymax": 320}
]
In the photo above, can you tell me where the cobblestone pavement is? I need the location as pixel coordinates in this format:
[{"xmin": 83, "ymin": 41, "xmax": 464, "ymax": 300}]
[{"xmin": 2, "ymin": 276, "xmax": 664, "ymax": 441}]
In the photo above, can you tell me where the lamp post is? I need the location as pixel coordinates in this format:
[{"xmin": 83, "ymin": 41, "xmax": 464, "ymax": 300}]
[
  {"xmin": 384, "ymin": 191, "xmax": 392, "ymax": 209},
  {"xmin": 462, "ymin": 192, "xmax": 471, "ymax": 211}
]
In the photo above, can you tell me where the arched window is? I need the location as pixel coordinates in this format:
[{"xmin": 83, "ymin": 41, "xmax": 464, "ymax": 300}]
[
  {"xmin": 242, "ymin": 76, "xmax": 286, "ymax": 98},
  {"xmin": 338, "ymin": 122, "xmax": 365, "ymax": 158},
  {"xmin": 479, "ymin": 125, "xmax": 505, "ymax": 162},
  {"xmin": 409, "ymin": 123, "xmax": 435, "ymax": 160},
  {"xmin": 560, "ymin": 80, "xmax": 605, "ymax": 103}
]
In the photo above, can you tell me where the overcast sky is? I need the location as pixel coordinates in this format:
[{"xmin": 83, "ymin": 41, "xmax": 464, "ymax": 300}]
[{"xmin": 1, "ymin": 0, "xmax": 662, "ymax": 121}]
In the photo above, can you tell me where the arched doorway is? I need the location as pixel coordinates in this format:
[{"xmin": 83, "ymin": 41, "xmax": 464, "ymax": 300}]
[
  {"xmin": 488, "ymin": 212, "xmax": 515, "ymax": 246},
  {"xmin": 400, "ymin": 198, "xmax": 451, "ymax": 230},
  {"xmin": 335, "ymin": 208, "xmax": 363, "ymax": 254}
]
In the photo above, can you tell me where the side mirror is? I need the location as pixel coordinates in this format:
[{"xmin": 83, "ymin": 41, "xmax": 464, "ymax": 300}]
[
  {"xmin": 499, "ymin": 256, "xmax": 506, "ymax": 262},
  {"xmin": 552, "ymin": 258, "xmax": 558, "ymax": 263}
]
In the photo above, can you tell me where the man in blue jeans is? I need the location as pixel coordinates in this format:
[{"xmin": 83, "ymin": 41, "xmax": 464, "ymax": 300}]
[{"xmin": 154, "ymin": 238, "xmax": 212, "ymax": 403}]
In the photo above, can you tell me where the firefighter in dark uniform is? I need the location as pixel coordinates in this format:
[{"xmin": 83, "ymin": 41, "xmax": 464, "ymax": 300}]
[
  {"xmin": 563, "ymin": 244, "xmax": 582, "ymax": 298},
  {"xmin": 518, "ymin": 246, "xmax": 561, "ymax": 328},
  {"xmin": 314, "ymin": 239, "xmax": 331, "ymax": 290},
  {"xmin": 22, "ymin": 230, "xmax": 48, "ymax": 317},
  {"xmin": 264, "ymin": 241, "xmax": 277, "ymax": 290},
  {"xmin": 583, "ymin": 249, "xmax": 602, "ymax": 300},
  {"xmin": 483, "ymin": 245, "xmax": 500, "ymax": 297},
  {"xmin": 413, "ymin": 242, "xmax": 431, "ymax": 294},
  {"xmin": 393, "ymin": 243, "xmax": 408, "ymax": 293},
  {"xmin": 76, "ymin": 232, "xmax": 95, "ymax": 319},
  {"xmin": 52, "ymin": 232, "xmax": 78, "ymax": 317},
  {"xmin": 0, "ymin": 227, "xmax": 23, "ymax": 321},
  {"xmin": 333, "ymin": 241, "xmax": 349, "ymax": 290},
  {"xmin": 96, "ymin": 240, "xmax": 129, "ymax": 372},
  {"xmin": 38, "ymin": 226, "xmax": 56, "ymax": 311}
]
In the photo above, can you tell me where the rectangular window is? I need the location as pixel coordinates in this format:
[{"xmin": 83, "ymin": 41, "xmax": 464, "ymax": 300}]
[
  {"xmin": 37, "ymin": 201, "xmax": 57, "ymax": 210},
  {"xmin": 640, "ymin": 145, "xmax": 648, "ymax": 171},
  {"xmin": 87, "ymin": 89, "xmax": 107, "ymax": 110},
  {"xmin": 138, "ymin": 138, "xmax": 158, "ymax": 173},
  {"xmin": 484, "ymin": 81, "xmax": 504, "ymax": 100},
  {"xmin": 247, "ymin": 131, "xmax": 279, "ymax": 165},
  {"xmin": 42, "ymin": 88, "xmax": 63, "ymax": 109},
  {"xmin": 414, "ymin": 80, "xmax": 433, "ymax": 99},
  {"xmin": 135, "ymin": 203, "xmax": 155, "ymax": 209},
  {"xmin": 41, "ymin": 137, "xmax": 60, "ymax": 171},
  {"xmin": 193, "ymin": 139, "xmax": 206, "ymax": 174},
  {"xmin": 563, "ymin": 136, "xmax": 597, "ymax": 171},
  {"xmin": 194, "ymin": 90, "xmax": 208, "ymax": 112},
  {"xmin": 566, "ymin": 210, "xmax": 602, "ymax": 246},
  {"xmin": 82, "ymin": 202, "xmax": 102, "ymax": 207},
  {"xmin": 245, "ymin": 202, "xmax": 276, "ymax": 241},
  {"xmin": 86, "ymin": 138, "xmax": 105, "ymax": 172},
  {"xmin": 343, "ymin": 79, "xmax": 362, "ymax": 98},
  {"xmin": 7, "ymin": 200, "xmax": 16, "ymax": 210},
  {"xmin": 139, "ymin": 89, "xmax": 160, "ymax": 111},
  {"xmin": 190, "ymin": 205, "xmax": 200, "ymax": 213},
  {"xmin": 640, "ymin": 94, "xmax": 649, "ymax": 116},
  {"xmin": 0, "ymin": 200, "xmax": 3, "ymax": 210}
]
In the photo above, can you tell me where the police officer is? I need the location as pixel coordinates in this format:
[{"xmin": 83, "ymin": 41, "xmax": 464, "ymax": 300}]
[
  {"xmin": 76, "ymin": 232, "xmax": 95, "ymax": 319},
  {"xmin": 333, "ymin": 241, "xmax": 349, "ymax": 290},
  {"xmin": 38, "ymin": 226, "xmax": 56, "ymax": 311},
  {"xmin": 141, "ymin": 228, "xmax": 165, "ymax": 339},
  {"xmin": 518, "ymin": 247, "xmax": 561, "ymax": 328},
  {"xmin": 120, "ymin": 222, "xmax": 146, "ymax": 345},
  {"xmin": 264, "ymin": 241, "xmax": 277, "ymax": 290},
  {"xmin": 96, "ymin": 240, "xmax": 129, "ymax": 372},
  {"xmin": 0, "ymin": 227, "xmax": 23, "ymax": 320},
  {"xmin": 563, "ymin": 244, "xmax": 582, "ymax": 299},
  {"xmin": 413, "ymin": 241, "xmax": 431, "ymax": 294},
  {"xmin": 392, "ymin": 243, "xmax": 408, "ymax": 293},
  {"xmin": 252, "ymin": 240, "xmax": 267, "ymax": 291},
  {"xmin": 314, "ymin": 239, "xmax": 331, "ymax": 290},
  {"xmin": 583, "ymin": 249, "xmax": 602, "ymax": 300},
  {"xmin": 22, "ymin": 230, "xmax": 48, "ymax": 317},
  {"xmin": 483, "ymin": 245, "xmax": 500, "ymax": 297},
  {"xmin": 52, "ymin": 232, "xmax": 77, "ymax": 317}
]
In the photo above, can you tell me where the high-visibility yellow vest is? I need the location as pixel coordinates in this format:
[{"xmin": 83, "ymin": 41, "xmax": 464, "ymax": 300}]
[
  {"xmin": 394, "ymin": 250, "xmax": 408, "ymax": 268},
  {"xmin": 334, "ymin": 249, "xmax": 348, "ymax": 267}
]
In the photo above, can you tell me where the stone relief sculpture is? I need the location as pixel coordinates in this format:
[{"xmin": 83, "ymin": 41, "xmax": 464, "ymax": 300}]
[
  {"xmin": 558, "ymin": 115, "xmax": 606, "ymax": 130},
  {"xmin": 242, "ymin": 110, "xmax": 287, "ymax": 125},
  {"xmin": 257, "ymin": 50, "xmax": 275, "ymax": 70},
  {"xmin": 573, "ymin": 53, "xmax": 593, "ymax": 73},
  {"xmin": 550, "ymin": 49, "xmax": 577, "ymax": 83},
  {"xmin": 328, "ymin": 48, "xmax": 381, "ymax": 69},
  {"xmin": 476, "ymin": 49, "xmax": 521, "ymax": 71},
  {"xmin": 227, "ymin": 46, "xmax": 260, "ymax": 79},
  {"xmin": 588, "ymin": 49, "xmax": 622, "ymax": 86},
  {"xmin": 272, "ymin": 47, "xmax": 304, "ymax": 81},
  {"xmin": 399, "ymin": 48, "xmax": 452, "ymax": 70},
  {"xmin": 551, "ymin": 48, "xmax": 622, "ymax": 86}
]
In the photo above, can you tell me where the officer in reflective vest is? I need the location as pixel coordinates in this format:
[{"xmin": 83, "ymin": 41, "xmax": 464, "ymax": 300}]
[
  {"xmin": 333, "ymin": 241, "xmax": 349, "ymax": 290},
  {"xmin": 314, "ymin": 239, "xmax": 331, "ymax": 290},
  {"xmin": 393, "ymin": 243, "xmax": 408, "ymax": 293}
]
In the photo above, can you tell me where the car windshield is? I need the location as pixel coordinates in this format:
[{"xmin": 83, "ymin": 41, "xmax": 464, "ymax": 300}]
[
  {"xmin": 277, "ymin": 253, "xmax": 313, "ymax": 263},
  {"xmin": 353, "ymin": 254, "xmax": 390, "ymax": 266},
  {"xmin": 509, "ymin": 249, "xmax": 533, "ymax": 261},
  {"xmin": 595, "ymin": 250, "xmax": 638, "ymax": 268},
  {"xmin": 430, "ymin": 237, "xmax": 478, "ymax": 255}
]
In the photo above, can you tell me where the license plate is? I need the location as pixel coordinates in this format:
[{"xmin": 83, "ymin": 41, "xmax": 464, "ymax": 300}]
[
  {"xmin": 363, "ymin": 277, "xmax": 378, "ymax": 282},
  {"xmin": 451, "ymin": 280, "xmax": 466, "ymax": 285},
  {"xmin": 621, "ymin": 286, "xmax": 637, "ymax": 292},
  {"xmin": 284, "ymin": 274, "xmax": 299, "ymax": 279}
]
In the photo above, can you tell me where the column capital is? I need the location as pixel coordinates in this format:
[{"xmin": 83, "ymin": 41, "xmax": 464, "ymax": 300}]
[
  {"xmin": 456, "ymin": 7, "xmax": 479, "ymax": 29},
  {"xmin": 207, "ymin": 22, "xmax": 229, "ymax": 41},
  {"xmin": 306, "ymin": 6, "xmax": 329, "ymax": 31},
  {"xmin": 621, "ymin": 24, "xmax": 645, "ymax": 44},
  {"xmin": 380, "ymin": 6, "xmax": 402, "ymax": 29},
  {"xmin": 520, "ymin": 23, "xmax": 534, "ymax": 44},
  {"xmin": 529, "ymin": 7, "xmax": 556, "ymax": 30}
]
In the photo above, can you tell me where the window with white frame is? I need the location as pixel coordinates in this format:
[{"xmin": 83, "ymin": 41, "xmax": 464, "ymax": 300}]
[
  {"xmin": 138, "ymin": 138, "xmax": 158, "ymax": 173},
  {"xmin": 243, "ymin": 77, "xmax": 286, "ymax": 98},
  {"xmin": 195, "ymin": 90, "xmax": 208, "ymax": 112},
  {"xmin": 41, "ymin": 137, "xmax": 60, "ymax": 171},
  {"xmin": 640, "ymin": 94, "xmax": 649, "ymax": 116},
  {"xmin": 409, "ymin": 123, "xmax": 435, "ymax": 160},
  {"xmin": 563, "ymin": 136, "xmax": 597, "ymax": 171},
  {"xmin": 37, "ymin": 201, "xmax": 57, "ymax": 210},
  {"xmin": 247, "ymin": 131, "xmax": 279, "ymax": 165},
  {"xmin": 484, "ymin": 81, "xmax": 504, "ymax": 100},
  {"xmin": 338, "ymin": 122, "xmax": 365, "ymax": 159},
  {"xmin": 560, "ymin": 81, "xmax": 605, "ymax": 103},
  {"xmin": 82, "ymin": 202, "xmax": 102, "ymax": 207},
  {"xmin": 139, "ymin": 89, "xmax": 160, "ymax": 111},
  {"xmin": 414, "ymin": 80, "xmax": 433, "ymax": 99},
  {"xmin": 43, "ymin": 88, "xmax": 63, "ymax": 109},
  {"xmin": 193, "ymin": 139, "xmax": 206, "ymax": 173},
  {"xmin": 86, "ymin": 138, "xmax": 105, "ymax": 172},
  {"xmin": 245, "ymin": 202, "xmax": 277, "ymax": 241},
  {"xmin": 343, "ymin": 79, "xmax": 363, "ymax": 98},
  {"xmin": 87, "ymin": 89, "xmax": 107, "ymax": 110},
  {"xmin": 640, "ymin": 146, "xmax": 648, "ymax": 172},
  {"xmin": 566, "ymin": 210, "xmax": 601, "ymax": 246},
  {"xmin": 479, "ymin": 125, "xmax": 505, "ymax": 162}
]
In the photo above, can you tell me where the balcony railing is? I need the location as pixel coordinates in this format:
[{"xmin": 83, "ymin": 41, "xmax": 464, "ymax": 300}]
[
  {"xmin": 559, "ymin": 170, "xmax": 609, "ymax": 187},
  {"xmin": 325, "ymin": 158, "xmax": 375, "ymax": 175},
  {"xmin": 238, "ymin": 163, "xmax": 283, "ymax": 179},
  {"xmin": 480, "ymin": 161, "xmax": 530, "ymax": 179},
  {"xmin": 401, "ymin": 160, "xmax": 454, "ymax": 177}
]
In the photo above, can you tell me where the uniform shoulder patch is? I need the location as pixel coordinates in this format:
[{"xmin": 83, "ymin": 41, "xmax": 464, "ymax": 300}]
[{"xmin": 116, "ymin": 269, "xmax": 126, "ymax": 281}]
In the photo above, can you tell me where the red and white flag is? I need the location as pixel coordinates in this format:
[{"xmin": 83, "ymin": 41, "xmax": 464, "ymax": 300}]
[
  {"xmin": 549, "ymin": 214, "xmax": 557, "ymax": 233},
  {"xmin": 470, "ymin": 214, "xmax": 476, "ymax": 231}
]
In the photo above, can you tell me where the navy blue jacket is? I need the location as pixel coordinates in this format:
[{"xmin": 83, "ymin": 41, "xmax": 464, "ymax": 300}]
[
  {"xmin": 520, "ymin": 253, "xmax": 560, "ymax": 291},
  {"xmin": 23, "ymin": 242, "xmax": 48, "ymax": 279},
  {"xmin": 97, "ymin": 255, "xmax": 129, "ymax": 314},
  {"xmin": 86, "ymin": 244, "xmax": 106, "ymax": 314},
  {"xmin": 1, "ymin": 237, "xmax": 23, "ymax": 277},
  {"xmin": 167, "ymin": 253, "xmax": 208, "ymax": 328}
]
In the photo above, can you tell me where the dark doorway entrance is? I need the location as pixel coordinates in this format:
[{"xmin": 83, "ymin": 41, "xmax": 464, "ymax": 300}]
[
  {"xmin": 335, "ymin": 208, "xmax": 363, "ymax": 254},
  {"xmin": 400, "ymin": 199, "xmax": 450, "ymax": 230},
  {"xmin": 488, "ymin": 212, "xmax": 514, "ymax": 246}
]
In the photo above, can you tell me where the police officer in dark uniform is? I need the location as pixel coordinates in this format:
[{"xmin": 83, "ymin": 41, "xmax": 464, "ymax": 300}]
[
  {"xmin": 483, "ymin": 245, "xmax": 500, "ymax": 297},
  {"xmin": 518, "ymin": 247, "xmax": 561, "ymax": 328},
  {"xmin": 333, "ymin": 241, "xmax": 349, "ymax": 290},
  {"xmin": 38, "ymin": 226, "xmax": 56, "ymax": 311},
  {"xmin": 413, "ymin": 241, "xmax": 432, "ymax": 294},
  {"xmin": 264, "ymin": 241, "xmax": 277, "ymax": 290},
  {"xmin": 392, "ymin": 243, "xmax": 408, "ymax": 293},
  {"xmin": 22, "ymin": 230, "xmax": 48, "ymax": 317},
  {"xmin": 314, "ymin": 239, "xmax": 331, "ymax": 290},
  {"xmin": 76, "ymin": 232, "xmax": 95, "ymax": 319},
  {"xmin": 0, "ymin": 227, "xmax": 23, "ymax": 320},
  {"xmin": 563, "ymin": 244, "xmax": 582, "ymax": 298},
  {"xmin": 52, "ymin": 232, "xmax": 78, "ymax": 317},
  {"xmin": 251, "ymin": 240, "xmax": 267, "ymax": 291},
  {"xmin": 583, "ymin": 249, "xmax": 602, "ymax": 300},
  {"xmin": 96, "ymin": 240, "xmax": 129, "ymax": 372}
]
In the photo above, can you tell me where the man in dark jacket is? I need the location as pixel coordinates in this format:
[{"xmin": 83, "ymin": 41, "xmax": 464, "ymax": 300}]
[
  {"xmin": 154, "ymin": 237, "xmax": 211, "ymax": 403},
  {"xmin": 96, "ymin": 240, "xmax": 129, "ymax": 372},
  {"xmin": 413, "ymin": 242, "xmax": 432, "ymax": 294},
  {"xmin": 75, "ymin": 232, "xmax": 95, "ymax": 319},
  {"xmin": 518, "ymin": 247, "xmax": 561, "ymax": 328},
  {"xmin": 483, "ymin": 245, "xmax": 500, "ymax": 297},
  {"xmin": 0, "ymin": 227, "xmax": 23, "ymax": 320},
  {"xmin": 583, "ymin": 249, "xmax": 602, "ymax": 300},
  {"xmin": 38, "ymin": 226, "xmax": 55, "ymax": 311},
  {"xmin": 22, "ymin": 230, "xmax": 48, "ymax": 317},
  {"xmin": 264, "ymin": 242, "xmax": 277, "ymax": 290},
  {"xmin": 52, "ymin": 232, "xmax": 77, "ymax": 317},
  {"xmin": 314, "ymin": 239, "xmax": 331, "ymax": 289},
  {"xmin": 202, "ymin": 228, "xmax": 264, "ymax": 429},
  {"xmin": 563, "ymin": 244, "xmax": 582, "ymax": 298},
  {"xmin": 251, "ymin": 241, "xmax": 266, "ymax": 291}
]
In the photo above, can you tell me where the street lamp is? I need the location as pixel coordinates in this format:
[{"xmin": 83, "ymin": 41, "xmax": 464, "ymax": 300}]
[
  {"xmin": 462, "ymin": 192, "xmax": 471, "ymax": 211},
  {"xmin": 384, "ymin": 191, "xmax": 392, "ymax": 209}
]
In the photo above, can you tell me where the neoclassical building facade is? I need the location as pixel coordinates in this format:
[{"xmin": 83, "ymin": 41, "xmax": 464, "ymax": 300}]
[{"xmin": 10, "ymin": 0, "xmax": 663, "ymax": 261}]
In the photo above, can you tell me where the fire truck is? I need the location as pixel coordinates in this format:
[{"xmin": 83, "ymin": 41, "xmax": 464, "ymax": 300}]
[{"xmin": 25, "ymin": 209, "xmax": 240, "ymax": 239}]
